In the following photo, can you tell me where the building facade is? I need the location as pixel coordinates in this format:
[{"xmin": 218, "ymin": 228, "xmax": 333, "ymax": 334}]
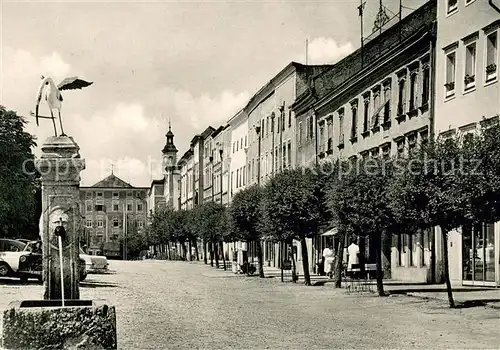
[
  {"xmin": 292, "ymin": 0, "xmax": 437, "ymax": 281},
  {"xmin": 435, "ymin": 0, "xmax": 500, "ymax": 287},
  {"xmin": 80, "ymin": 174, "xmax": 148, "ymax": 258}
]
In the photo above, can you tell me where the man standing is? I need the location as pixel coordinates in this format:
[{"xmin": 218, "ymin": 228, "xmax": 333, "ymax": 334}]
[{"xmin": 347, "ymin": 239, "xmax": 360, "ymax": 271}]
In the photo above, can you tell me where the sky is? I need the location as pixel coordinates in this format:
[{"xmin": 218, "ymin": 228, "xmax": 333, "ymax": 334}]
[{"xmin": 0, "ymin": 0, "xmax": 427, "ymax": 187}]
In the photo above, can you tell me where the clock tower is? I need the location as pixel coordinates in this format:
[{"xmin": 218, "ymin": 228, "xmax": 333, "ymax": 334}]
[{"xmin": 162, "ymin": 122, "xmax": 179, "ymax": 209}]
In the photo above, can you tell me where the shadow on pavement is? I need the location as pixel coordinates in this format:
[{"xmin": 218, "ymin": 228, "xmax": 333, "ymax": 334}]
[
  {"xmin": 455, "ymin": 299, "xmax": 500, "ymax": 309},
  {"xmin": 80, "ymin": 281, "xmax": 119, "ymax": 288},
  {"xmin": 0, "ymin": 277, "xmax": 41, "ymax": 286},
  {"xmin": 388, "ymin": 287, "xmax": 495, "ymax": 294}
]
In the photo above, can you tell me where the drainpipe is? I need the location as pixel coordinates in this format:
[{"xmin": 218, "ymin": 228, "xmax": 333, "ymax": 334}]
[
  {"xmin": 429, "ymin": 21, "xmax": 437, "ymax": 283},
  {"xmin": 489, "ymin": 0, "xmax": 500, "ymax": 13}
]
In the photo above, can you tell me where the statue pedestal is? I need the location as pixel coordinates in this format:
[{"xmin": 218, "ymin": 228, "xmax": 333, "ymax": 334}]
[{"xmin": 36, "ymin": 135, "xmax": 85, "ymax": 300}]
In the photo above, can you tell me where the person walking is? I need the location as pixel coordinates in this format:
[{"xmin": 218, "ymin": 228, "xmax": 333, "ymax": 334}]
[
  {"xmin": 347, "ymin": 238, "xmax": 360, "ymax": 271},
  {"xmin": 322, "ymin": 243, "xmax": 335, "ymax": 279}
]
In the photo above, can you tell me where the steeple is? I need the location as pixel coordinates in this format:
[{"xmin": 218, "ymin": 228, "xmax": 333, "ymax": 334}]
[{"xmin": 162, "ymin": 118, "xmax": 178, "ymax": 154}]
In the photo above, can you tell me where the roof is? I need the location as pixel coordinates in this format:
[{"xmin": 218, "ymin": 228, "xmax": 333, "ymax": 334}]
[
  {"xmin": 211, "ymin": 125, "xmax": 225, "ymax": 139},
  {"xmin": 88, "ymin": 173, "xmax": 133, "ymax": 188}
]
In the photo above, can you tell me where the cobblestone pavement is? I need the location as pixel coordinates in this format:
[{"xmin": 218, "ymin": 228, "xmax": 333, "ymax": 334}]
[{"xmin": 1, "ymin": 260, "xmax": 500, "ymax": 349}]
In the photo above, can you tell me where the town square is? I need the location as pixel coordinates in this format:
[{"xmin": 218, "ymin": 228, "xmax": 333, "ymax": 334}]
[{"xmin": 1, "ymin": 0, "xmax": 500, "ymax": 348}]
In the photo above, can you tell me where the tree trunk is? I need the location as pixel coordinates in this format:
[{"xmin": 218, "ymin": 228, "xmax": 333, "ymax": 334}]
[
  {"xmin": 280, "ymin": 241, "xmax": 284, "ymax": 282},
  {"xmin": 333, "ymin": 233, "xmax": 345, "ymax": 288},
  {"xmin": 358, "ymin": 235, "xmax": 366, "ymax": 276},
  {"xmin": 209, "ymin": 242, "xmax": 214, "ymax": 267},
  {"xmin": 221, "ymin": 241, "xmax": 227, "ymax": 270},
  {"xmin": 203, "ymin": 241, "xmax": 207, "ymax": 264},
  {"xmin": 441, "ymin": 229, "xmax": 455, "ymax": 308},
  {"xmin": 188, "ymin": 240, "xmax": 192, "ymax": 261},
  {"xmin": 256, "ymin": 240, "xmax": 265, "ymax": 278},
  {"xmin": 375, "ymin": 233, "xmax": 385, "ymax": 296},
  {"xmin": 300, "ymin": 237, "xmax": 311, "ymax": 286},
  {"xmin": 194, "ymin": 239, "xmax": 200, "ymax": 261},
  {"xmin": 290, "ymin": 240, "xmax": 297, "ymax": 283},
  {"xmin": 181, "ymin": 241, "xmax": 187, "ymax": 260},
  {"xmin": 214, "ymin": 242, "xmax": 220, "ymax": 268}
]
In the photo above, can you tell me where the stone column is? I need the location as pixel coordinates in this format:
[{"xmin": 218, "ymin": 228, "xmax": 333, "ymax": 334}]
[{"xmin": 36, "ymin": 136, "xmax": 85, "ymax": 300}]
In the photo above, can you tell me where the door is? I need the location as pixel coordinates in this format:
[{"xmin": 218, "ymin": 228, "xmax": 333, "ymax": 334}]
[{"xmin": 462, "ymin": 223, "xmax": 497, "ymax": 286}]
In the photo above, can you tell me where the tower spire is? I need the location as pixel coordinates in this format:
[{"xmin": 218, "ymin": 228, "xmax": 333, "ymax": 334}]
[{"xmin": 168, "ymin": 116, "xmax": 171, "ymax": 132}]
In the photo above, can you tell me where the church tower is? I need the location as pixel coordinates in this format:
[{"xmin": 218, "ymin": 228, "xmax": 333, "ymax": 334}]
[{"xmin": 162, "ymin": 122, "xmax": 179, "ymax": 209}]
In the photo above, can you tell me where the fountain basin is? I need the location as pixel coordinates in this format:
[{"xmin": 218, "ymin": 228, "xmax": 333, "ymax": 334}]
[{"xmin": 2, "ymin": 299, "xmax": 116, "ymax": 349}]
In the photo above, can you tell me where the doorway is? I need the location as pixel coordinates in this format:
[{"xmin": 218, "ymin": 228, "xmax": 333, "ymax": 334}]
[{"xmin": 462, "ymin": 223, "xmax": 496, "ymax": 286}]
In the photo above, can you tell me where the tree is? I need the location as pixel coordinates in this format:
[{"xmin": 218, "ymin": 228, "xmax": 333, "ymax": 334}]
[
  {"xmin": 191, "ymin": 202, "xmax": 227, "ymax": 267},
  {"xmin": 389, "ymin": 135, "xmax": 489, "ymax": 308},
  {"xmin": 0, "ymin": 106, "xmax": 38, "ymax": 239},
  {"xmin": 228, "ymin": 184, "xmax": 265, "ymax": 277},
  {"xmin": 325, "ymin": 157, "xmax": 399, "ymax": 295},
  {"xmin": 261, "ymin": 168, "xmax": 324, "ymax": 286}
]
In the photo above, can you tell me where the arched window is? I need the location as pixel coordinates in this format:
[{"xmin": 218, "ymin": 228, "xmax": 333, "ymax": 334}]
[{"xmin": 409, "ymin": 72, "xmax": 418, "ymax": 111}]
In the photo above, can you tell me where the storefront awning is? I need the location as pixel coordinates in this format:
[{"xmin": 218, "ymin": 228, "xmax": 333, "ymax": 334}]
[{"xmin": 321, "ymin": 228, "xmax": 338, "ymax": 236}]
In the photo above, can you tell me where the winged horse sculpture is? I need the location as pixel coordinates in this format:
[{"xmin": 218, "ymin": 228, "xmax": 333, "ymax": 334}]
[{"xmin": 31, "ymin": 76, "xmax": 93, "ymax": 137}]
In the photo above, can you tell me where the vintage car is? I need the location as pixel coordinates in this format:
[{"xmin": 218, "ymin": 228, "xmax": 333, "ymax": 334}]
[
  {"xmin": 0, "ymin": 239, "xmax": 42, "ymax": 282},
  {"xmin": 0, "ymin": 239, "xmax": 87, "ymax": 282},
  {"xmin": 79, "ymin": 247, "xmax": 109, "ymax": 273}
]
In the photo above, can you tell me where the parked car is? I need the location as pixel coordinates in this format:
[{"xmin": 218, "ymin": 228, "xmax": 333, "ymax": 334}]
[
  {"xmin": 79, "ymin": 248, "xmax": 109, "ymax": 273},
  {"xmin": 7, "ymin": 239, "xmax": 87, "ymax": 282},
  {"xmin": 0, "ymin": 239, "xmax": 42, "ymax": 282}
]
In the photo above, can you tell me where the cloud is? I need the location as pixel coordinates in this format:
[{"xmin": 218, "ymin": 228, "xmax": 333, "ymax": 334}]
[
  {"xmin": 1, "ymin": 47, "xmax": 72, "ymax": 105},
  {"xmin": 153, "ymin": 87, "xmax": 250, "ymax": 130},
  {"xmin": 307, "ymin": 37, "xmax": 354, "ymax": 64}
]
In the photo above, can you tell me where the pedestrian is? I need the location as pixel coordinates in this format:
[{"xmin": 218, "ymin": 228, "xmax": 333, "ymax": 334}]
[
  {"xmin": 347, "ymin": 238, "xmax": 360, "ymax": 271},
  {"xmin": 322, "ymin": 242, "xmax": 335, "ymax": 279}
]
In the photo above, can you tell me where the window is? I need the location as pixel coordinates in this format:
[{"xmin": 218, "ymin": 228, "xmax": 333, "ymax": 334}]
[
  {"xmin": 245, "ymin": 135, "xmax": 247, "ymax": 147},
  {"xmin": 236, "ymin": 169, "xmax": 239, "ymax": 188},
  {"xmin": 97, "ymin": 219, "xmax": 103, "ymax": 228},
  {"xmin": 85, "ymin": 219, "xmax": 92, "ymax": 228},
  {"xmin": 298, "ymin": 121, "xmax": 303, "ymax": 145},
  {"xmin": 282, "ymin": 144, "xmax": 286, "ymax": 169},
  {"xmin": 308, "ymin": 116, "xmax": 314, "ymax": 139},
  {"xmin": 363, "ymin": 97, "xmax": 370, "ymax": 133},
  {"xmin": 266, "ymin": 117, "xmax": 270, "ymax": 136},
  {"xmin": 275, "ymin": 147, "xmax": 279, "ymax": 172},
  {"xmin": 288, "ymin": 110, "xmax": 292, "ymax": 128},
  {"xmin": 113, "ymin": 218, "xmax": 119, "ymax": 227},
  {"xmin": 408, "ymin": 134, "xmax": 417, "ymax": 153},
  {"xmin": 137, "ymin": 203, "xmax": 143, "ymax": 212},
  {"xmin": 319, "ymin": 123, "xmax": 325, "ymax": 152},
  {"xmin": 137, "ymin": 220, "xmax": 144, "ymax": 229},
  {"xmin": 382, "ymin": 144, "xmax": 391, "ymax": 159},
  {"xmin": 127, "ymin": 203, "xmax": 132, "ymax": 211},
  {"xmin": 232, "ymin": 142, "xmax": 235, "ymax": 154},
  {"xmin": 372, "ymin": 90, "xmax": 380, "ymax": 128},
  {"xmin": 112, "ymin": 192, "xmax": 119, "ymax": 199},
  {"xmin": 370, "ymin": 148, "xmax": 379, "ymax": 159},
  {"xmin": 422, "ymin": 66, "xmax": 430, "ymax": 105},
  {"xmin": 397, "ymin": 79, "xmax": 406, "ymax": 115},
  {"xmin": 112, "ymin": 202, "xmax": 119, "ymax": 212},
  {"xmin": 287, "ymin": 141, "xmax": 292, "ymax": 167},
  {"xmin": 396, "ymin": 139, "xmax": 405, "ymax": 157},
  {"xmin": 350, "ymin": 103, "xmax": 358, "ymax": 141},
  {"xmin": 447, "ymin": 0, "xmax": 457, "ymax": 14},
  {"xmin": 338, "ymin": 110, "xmax": 345, "ymax": 145},
  {"xmin": 127, "ymin": 191, "xmax": 133, "ymax": 198},
  {"xmin": 97, "ymin": 192, "xmax": 103, "ymax": 198},
  {"xmin": 383, "ymin": 84, "xmax": 391, "ymax": 123},
  {"xmin": 486, "ymin": 31, "xmax": 498, "ymax": 82},
  {"xmin": 464, "ymin": 41, "xmax": 477, "ymax": 90},
  {"xmin": 96, "ymin": 204, "xmax": 104, "ymax": 212},
  {"xmin": 409, "ymin": 72, "xmax": 418, "ymax": 111},
  {"xmin": 420, "ymin": 130, "xmax": 429, "ymax": 148},
  {"xmin": 86, "ymin": 192, "xmax": 92, "ymax": 198},
  {"xmin": 86, "ymin": 202, "xmax": 92, "ymax": 212},
  {"xmin": 445, "ymin": 51, "xmax": 456, "ymax": 97}
]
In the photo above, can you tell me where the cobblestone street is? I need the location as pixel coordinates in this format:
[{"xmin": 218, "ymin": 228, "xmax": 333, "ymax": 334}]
[{"xmin": 1, "ymin": 260, "xmax": 500, "ymax": 349}]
